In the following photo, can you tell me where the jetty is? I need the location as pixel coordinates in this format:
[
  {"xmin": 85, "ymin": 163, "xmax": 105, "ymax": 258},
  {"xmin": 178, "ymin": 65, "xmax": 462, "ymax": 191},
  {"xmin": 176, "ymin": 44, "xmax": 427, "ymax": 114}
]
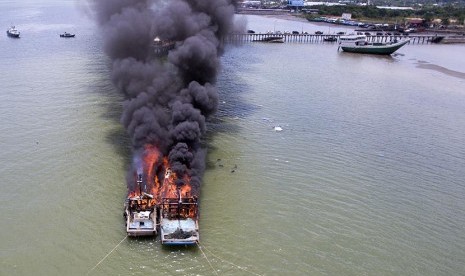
[{"xmin": 226, "ymin": 33, "xmax": 448, "ymax": 45}]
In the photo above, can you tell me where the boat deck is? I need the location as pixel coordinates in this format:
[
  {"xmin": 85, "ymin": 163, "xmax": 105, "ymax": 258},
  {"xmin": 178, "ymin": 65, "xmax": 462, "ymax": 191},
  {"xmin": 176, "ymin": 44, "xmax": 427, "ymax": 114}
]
[
  {"xmin": 160, "ymin": 218, "xmax": 198, "ymax": 245},
  {"xmin": 128, "ymin": 211, "xmax": 155, "ymax": 229}
]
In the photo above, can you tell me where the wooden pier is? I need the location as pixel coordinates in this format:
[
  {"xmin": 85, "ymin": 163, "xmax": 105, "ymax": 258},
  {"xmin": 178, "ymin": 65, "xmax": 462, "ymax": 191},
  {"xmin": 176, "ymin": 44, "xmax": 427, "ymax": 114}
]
[{"xmin": 226, "ymin": 33, "xmax": 439, "ymax": 44}]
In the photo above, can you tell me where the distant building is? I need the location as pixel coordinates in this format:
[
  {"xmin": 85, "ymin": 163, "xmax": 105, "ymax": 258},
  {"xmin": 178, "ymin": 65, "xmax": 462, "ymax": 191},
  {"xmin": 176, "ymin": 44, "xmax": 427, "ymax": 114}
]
[
  {"xmin": 242, "ymin": 1, "xmax": 261, "ymax": 8},
  {"xmin": 406, "ymin": 18, "xmax": 425, "ymax": 28},
  {"xmin": 302, "ymin": 8, "xmax": 319, "ymax": 14},
  {"xmin": 342, "ymin": 13, "xmax": 352, "ymax": 20},
  {"xmin": 288, "ymin": 0, "xmax": 304, "ymax": 8},
  {"xmin": 408, "ymin": 18, "xmax": 424, "ymax": 25},
  {"xmin": 377, "ymin": 6, "xmax": 414, "ymax": 10},
  {"xmin": 304, "ymin": 1, "xmax": 345, "ymax": 7}
]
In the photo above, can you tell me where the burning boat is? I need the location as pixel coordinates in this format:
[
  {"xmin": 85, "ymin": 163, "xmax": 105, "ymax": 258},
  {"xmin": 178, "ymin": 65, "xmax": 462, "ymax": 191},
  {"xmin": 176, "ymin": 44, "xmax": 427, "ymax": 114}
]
[
  {"xmin": 159, "ymin": 168, "xmax": 199, "ymax": 245},
  {"xmin": 124, "ymin": 174, "xmax": 157, "ymax": 236},
  {"xmin": 123, "ymin": 145, "xmax": 200, "ymax": 244}
]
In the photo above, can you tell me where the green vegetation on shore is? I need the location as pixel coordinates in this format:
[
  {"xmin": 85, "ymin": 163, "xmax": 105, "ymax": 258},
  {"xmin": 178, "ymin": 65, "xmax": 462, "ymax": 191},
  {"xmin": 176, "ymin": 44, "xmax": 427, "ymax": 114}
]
[
  {"xmin": 362, "ymin": 0, "xmax": 465, "ymax": 7},
  {"xmin": 306, "ymin": 5, "xmax": 465, "ymax": 26}
]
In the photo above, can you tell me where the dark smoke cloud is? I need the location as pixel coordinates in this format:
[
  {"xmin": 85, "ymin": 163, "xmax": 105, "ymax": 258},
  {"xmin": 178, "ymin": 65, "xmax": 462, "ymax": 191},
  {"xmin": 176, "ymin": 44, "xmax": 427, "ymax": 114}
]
[{"xmin": 88, "ymin": 0, "xmax": 235, "ymax": 195}]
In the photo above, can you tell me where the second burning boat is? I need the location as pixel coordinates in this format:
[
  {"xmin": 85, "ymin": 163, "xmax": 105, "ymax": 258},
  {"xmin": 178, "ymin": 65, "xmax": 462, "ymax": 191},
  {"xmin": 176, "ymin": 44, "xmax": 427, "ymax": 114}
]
[{"xmin": 159, "ymin": 169, "xmax": 199, "ymax": 245}]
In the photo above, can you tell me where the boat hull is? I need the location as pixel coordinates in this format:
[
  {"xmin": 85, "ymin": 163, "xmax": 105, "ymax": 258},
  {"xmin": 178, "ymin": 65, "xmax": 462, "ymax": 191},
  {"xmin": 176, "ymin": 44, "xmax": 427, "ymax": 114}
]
[
  {"xmin": 252, "ymin": 36, "xmax": 284, "ymax": 43},
  {"xmin": 7, "ymin": 31, "xmax": 20, "ymax": 38},
  {"xmin": 127, "ymin": 229, "xmax": 157, "ymax": 237},
  {"xmin": 324, "ymin": 37, "xmax": 337, "ymax": 42},
  {"xmin": 340, "ymin": 40, "xmax": 409, "ymax": 55}
]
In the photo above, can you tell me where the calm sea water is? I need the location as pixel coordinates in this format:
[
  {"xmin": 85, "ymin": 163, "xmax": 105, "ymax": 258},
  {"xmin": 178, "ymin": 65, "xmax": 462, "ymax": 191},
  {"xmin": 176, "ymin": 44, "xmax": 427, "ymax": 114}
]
[{"xmin": 1, "ymin": 3, "xmax": 465, "ymax": 275}]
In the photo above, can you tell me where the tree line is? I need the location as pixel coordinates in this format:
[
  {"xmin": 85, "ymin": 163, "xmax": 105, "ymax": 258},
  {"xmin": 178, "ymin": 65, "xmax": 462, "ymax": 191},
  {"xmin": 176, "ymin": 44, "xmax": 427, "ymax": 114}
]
[{"xmin": 306, "ymin": 5, "xmax": 465, "ymax": 26}]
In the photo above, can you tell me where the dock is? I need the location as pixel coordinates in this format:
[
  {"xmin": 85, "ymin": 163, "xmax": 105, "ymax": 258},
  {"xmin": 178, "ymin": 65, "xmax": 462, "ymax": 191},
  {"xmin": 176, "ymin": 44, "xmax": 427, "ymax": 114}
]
[{"xmin": 226, "ymin": 33, "xmax": 442, "ymax": 44}]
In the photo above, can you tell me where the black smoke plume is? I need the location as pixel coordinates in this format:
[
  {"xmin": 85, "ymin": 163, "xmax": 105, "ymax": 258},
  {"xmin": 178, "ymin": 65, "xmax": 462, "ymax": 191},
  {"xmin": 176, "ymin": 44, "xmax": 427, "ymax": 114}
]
[{"xmin": 88, "ymin": 0, "xmax": 235, "ymax": 195}]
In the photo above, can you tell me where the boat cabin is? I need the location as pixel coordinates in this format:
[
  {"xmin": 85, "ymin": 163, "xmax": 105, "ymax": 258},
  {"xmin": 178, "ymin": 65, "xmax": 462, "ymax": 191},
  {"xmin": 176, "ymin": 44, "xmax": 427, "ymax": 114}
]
[
  {"xmin": 339, "ymin": 35, "xmax": 367, "ymax": 46},
  {"xmin": 124, "ymin": 195, "xmax": 157, "ymax": 236}
]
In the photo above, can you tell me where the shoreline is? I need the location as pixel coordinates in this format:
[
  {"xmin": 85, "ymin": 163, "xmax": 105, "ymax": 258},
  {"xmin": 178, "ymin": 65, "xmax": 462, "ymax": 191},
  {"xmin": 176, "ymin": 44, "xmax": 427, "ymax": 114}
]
[
  {"xmin": 236, "ymin": 12, "xmax": 465, "ymax": 36},
  {"xmin": 236, "ymin": 11, "xmax": 309, "ymax": 23}
]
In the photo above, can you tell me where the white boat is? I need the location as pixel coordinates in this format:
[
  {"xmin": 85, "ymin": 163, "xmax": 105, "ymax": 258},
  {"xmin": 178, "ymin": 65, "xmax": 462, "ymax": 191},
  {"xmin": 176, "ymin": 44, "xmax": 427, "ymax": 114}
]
[
  {"xmin": 60, "ymin": 32, "xmax": 75, "ymax": 38},
  {"xmin": 338, "ymin": 34, "xmax": 409, "ymax": 55},
  {"xmin": 124, "ymin": 174, "xmax": 157, "ymax": 236},
  {"xmin": 7, "ymin": 26, "xmax": 20, "ymax": 38}
]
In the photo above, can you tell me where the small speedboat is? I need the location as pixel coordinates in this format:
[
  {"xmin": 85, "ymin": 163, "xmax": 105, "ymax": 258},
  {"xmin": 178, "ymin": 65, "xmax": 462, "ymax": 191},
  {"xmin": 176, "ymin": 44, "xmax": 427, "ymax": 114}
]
[
  {"xmin": 7, "ymin": 26, "xmax": 20, "ymax": 38},
  {"xmin": 60, "ymin": 32, "xmax": 75, "ymax": 38},
  {"xmin": 252, "ymin": 36, "xmax": 284, "ymax": 43},
  {"xmin": 323, "ymin": 36, "xmax": 338, "ymax": 42}
]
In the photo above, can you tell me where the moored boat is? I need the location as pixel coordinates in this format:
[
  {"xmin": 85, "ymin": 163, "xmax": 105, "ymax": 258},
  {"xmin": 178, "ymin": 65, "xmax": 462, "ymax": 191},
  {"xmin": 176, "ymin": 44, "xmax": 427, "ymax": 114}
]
[
  {"xmin": 159, "ymin": 168, "xmax": 199, "ymax": 245},
  {"xmin": 159, "ymin": 194, "xmax": 199, "ymax": 245},
  {"xmin": 338, "ymin": 34, "xmax": 409, "ymax": 55},
  {"xmin": 252, "ymin": 36, "xmax": 284, "ymax": 43},
  {"xmin": 60, "ymin": 32, "xmax": 75, "ymax": 38},
  {"xmin": 124, "ymin": 174, "xmax": 157, "ymax": 236},
  {"xmin": 323, "ymin": 36, "xmax": 337, "ymax": 42},
  {"xmin": 7, "ymin": 26, "xmax": 20, "ymax": 38},
  {"xmin": 429, "ymin": 36, "xmax": 444, "ymax": 43}
]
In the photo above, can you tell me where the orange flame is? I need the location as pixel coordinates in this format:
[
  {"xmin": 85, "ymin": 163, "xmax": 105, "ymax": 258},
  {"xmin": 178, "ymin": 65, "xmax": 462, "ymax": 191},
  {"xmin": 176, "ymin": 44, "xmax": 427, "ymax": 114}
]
[
  {"xmin": 179, "ymin": 174, "xmax": 192, "ymax": 197},
  {"xmin": 143, "ymin": 144, "xmax": 162, "ymax": 198},
  {"xmin": 160, "ymin": 157, "xmax": 192, "ymax": 199},
  {"xmin": 127, "ymin": 144, "xmax": 193, "ymax": 207}
]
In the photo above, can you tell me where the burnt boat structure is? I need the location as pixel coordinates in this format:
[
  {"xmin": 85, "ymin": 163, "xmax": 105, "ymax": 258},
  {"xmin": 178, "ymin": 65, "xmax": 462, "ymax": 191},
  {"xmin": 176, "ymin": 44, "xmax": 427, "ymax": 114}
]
[
  {"xmin": 124, "ymin": 168, "xmax": 199, "ymax": 245},
  {"xmin": 159, "ymin": 194, "xmax": 199, "ymax": 245},
  {"xmin": 159, "ymin": 168, "xmax": 200, "ymax": 245},
  {"xmin": 124, "ymin": 174, "xmax": 157, "ymax": 236}
]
